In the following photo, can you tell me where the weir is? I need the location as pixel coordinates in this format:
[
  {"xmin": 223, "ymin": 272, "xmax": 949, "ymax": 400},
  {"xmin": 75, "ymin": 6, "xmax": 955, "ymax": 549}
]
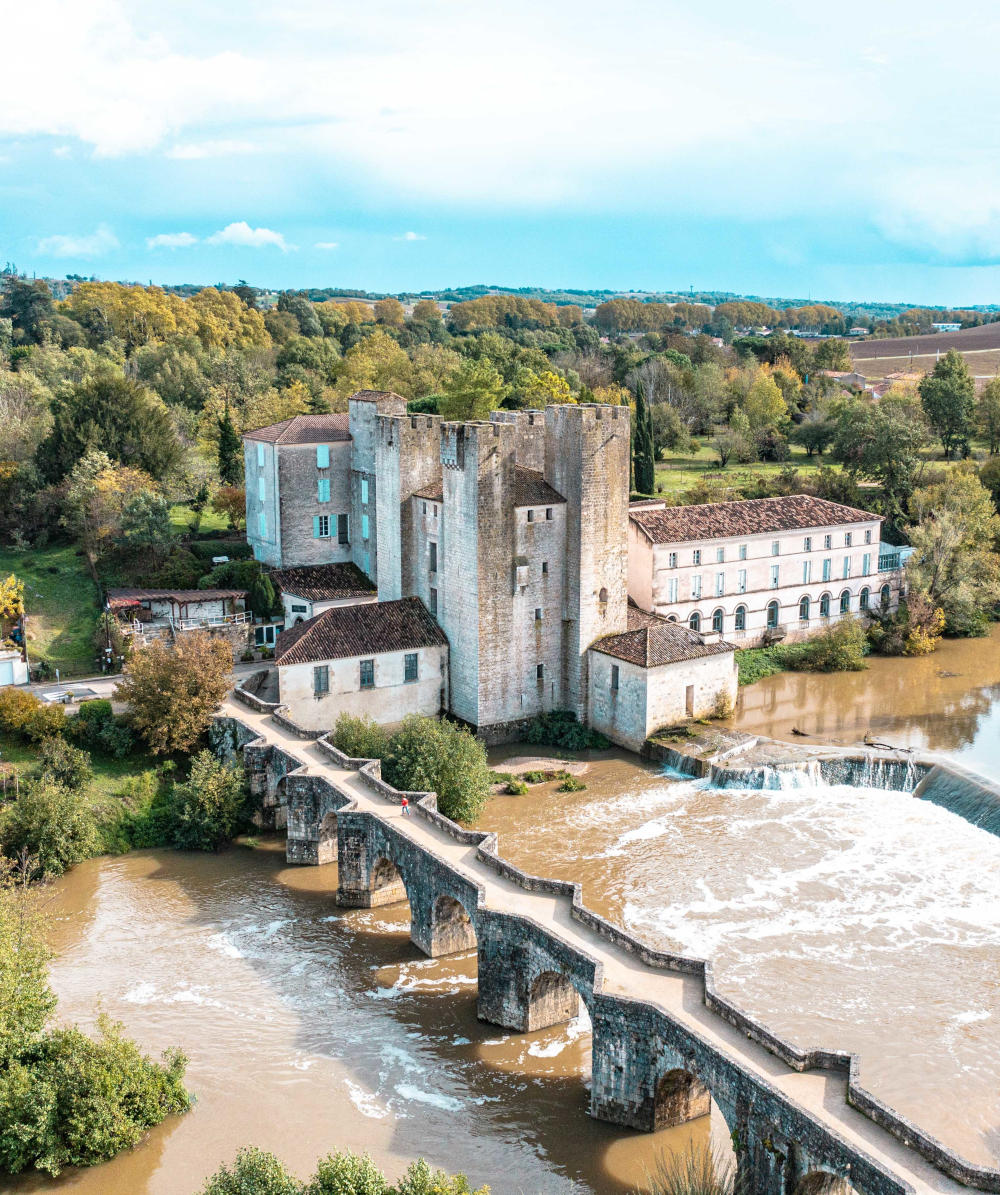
[{"xmin": 212, "ymin": 694, "xmax": 1000, "ymax": 1195}]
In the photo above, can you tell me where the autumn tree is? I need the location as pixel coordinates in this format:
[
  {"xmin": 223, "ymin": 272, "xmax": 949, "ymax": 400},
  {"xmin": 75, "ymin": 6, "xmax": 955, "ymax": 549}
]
[
  {"xmin": 212, "ymin": 485, "xmax": 246, "ymax": 531},
  {"xmin": 115, "ymin": 632, "xmax": 233, "ymax": 754},
  {"xmin": 0, "ymin": 371, "xmax": 53, "ymax": 461},
  {"xmin": 411, "ymin": 299, "xmax": 443, "ymax": 324},
  {"xmin": 373, "ymin": 298, "xmax": 406, "ymax": 327},
  {"xmin": 977, "ymin": 376, "xmax": 1000, "ymax": 455},
  {"xmin": 832, "ymin": 391, "xmax": 927, "ymax": 527},
  {"xmin": 438, "ymin": 356, "xmax": 506, "ymax": 421},
  {"xmin": 742, "ymin": 371, "xmax": 788, "ymax": 431},
  {"xmin": 63, "ymin": 451, "xmax": 160, "ymax": 562},
  {"xmin": 918, "ymin": 349, "xmax": 976, "ymax": 458}
]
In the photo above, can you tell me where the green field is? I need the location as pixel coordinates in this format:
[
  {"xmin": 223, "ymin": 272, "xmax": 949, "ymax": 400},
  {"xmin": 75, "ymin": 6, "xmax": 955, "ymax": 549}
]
[
  {"xmin": 0, "ymin": 732, "xmax": 159, "ymax": 810},
  {"xmin": 0, "ymin": 545, "xmax": 100, "ymax": 677},
  {"xmin": 654, "ymin": 442, "xmax": 833, "ymax": 497},
  {"xmin": 168, "ymin": 503, "xmax": 230, "ymax": 534}
]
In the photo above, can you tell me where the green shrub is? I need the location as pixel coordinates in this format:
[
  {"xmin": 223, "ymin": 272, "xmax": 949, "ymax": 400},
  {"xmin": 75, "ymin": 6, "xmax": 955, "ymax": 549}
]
[
  {"xmin": 788, "ymin": 617, "xmax": 869, "ymax": 673},
  {"xmin": 522, "ymin": 770, "xmax": 546, "ymax": 784},
  {"xmin": 734, "ymin": 646, "xmax": 790, "ymax": 686},
  {"xmin": 331, "ymin": 714, "xmax": 390, "ymax": 761},
  {"xmin": 199, "ymin": 1147, "xmax": 303, "ymax": 1195},
  {"xmin": 0, "ymin": 781, "xmax": 102, "ymax": 878},
  {"xmin": 504, "ymin": 780, "xmax": 528, "ymax": 796},
  {"xmin": 37, "ymin": 738, "xmax": 92, "ymax": 792},
  {"xmin": 524, "ymin": 711, "xmax": 609, "ymax": 751},
  {"xmin": 70, "ymin": 700, "xmax": 134, "ymax": 759},
  {"xmin": 307, "ymin": 1149, "xmax": 390, "ymax": 1195},
  {"xmin": 102, "ymin": 771, "xmax": 173, "ymax": 853},
  {"xmin": 0, "ymin": 688, "xmax": 39, "ymax": 737},
  {"xmin": 169, "ymin": 751, "xmax": 250, "ymax": 852},
  {"xmin": 557, "ymin": 776, "xmax": 586, "ymax": 793},
  {"xmin": 382, "ymin": 716, "xmax": 491, "ymax": 823},
  {"xmin": 392, "ymin": 1158, "xmax": 487, "ymax": 1195}
]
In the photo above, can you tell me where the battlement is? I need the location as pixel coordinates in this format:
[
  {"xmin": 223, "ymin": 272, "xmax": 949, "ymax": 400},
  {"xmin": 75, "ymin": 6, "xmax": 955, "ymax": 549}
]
[
  {"xmin": 441, "ymin": 419, "xmax": 515, "ymax": 470},
  {"xmin": 376, "ymin": 412, "xmax": 442, "ymax": 451}
]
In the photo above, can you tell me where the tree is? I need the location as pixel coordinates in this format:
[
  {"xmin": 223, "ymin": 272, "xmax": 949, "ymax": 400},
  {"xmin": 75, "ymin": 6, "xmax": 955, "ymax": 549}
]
[
  {"xmin": 63, "ymin": 451, "xmax": 161, "ymax": 562},
  {"xmin": 832, "ymin": 393, "xmax": 927, "ymax": 528},
  {"xmin": 38, "ymin": 370, "xmax": 182, "ymax": 482},
  {"xmin": 118, "ymin": 491, "xmax": 174, "ymax": 558},
  {"xmin": 169, "ymin": 751, "xmax": 249, "ymax": 851},
  {"xmin": 742, "ymin": 372, "xmax": 788, "ymax": 431},
  {"xmin": 212, "ymin": 485, "xmax": 247, "ymax": 531},
  {"xmin": 792, "ymin": 408, "xmax": 836, "ymax": 457},
  {"xmin": 200, "ymin": 1147, "xmax": 303, "ymax": 1195},
  {"xmin": 918, "ymin": 349, "xmax": 975, "ymax": 458},
  {"xmin": 218, "ymin": 405, "xmax": 244, "ymax": 485},
  {"xmin": 978, "ymin": 376, "xmax": 1000, "ymax": 455},
  {"xmin": 905, "ymin": 471, "xmax": 1000, "ymax": 636},
  {"xmin": 632, "ymin": 381, "xmax": 656, "ymax": 494},
  {"xmin": 381, "ymin": 716, "xmax": 491, "ymax": 822},
  {"xmin": 0, "ymin": 780, "xmax": 101, "ymax": 878},
  {"xmin": 374, "ymin": 298, "xmax": 406, "ymax": 327},
  {"xmin": 199, "ymin": 560, "xmax": 276, "ymax": 619},
  {"xmin": 0, "ymin": 276, "xmax": 53, "ymax": 344},
  {"xmin": 232, "ymin": 280, "xmax": 259, "ymax": 311},
  {"xmin": 115, "ymin": 633, "xmax": 233, "ymax": 755},
  {"xmin": 277, "ymin": 293, "xmax": 323, "ymax": 338},
  {"xmin": 0, "ymin": 371, "xmax": 53, "ymax": 461},
  {"xmin": 438, "ymin": 357, "xmax": 506, "ymax": 422},
  {"xmin": 411, "ymin": 299, "xmax": 442, "ymax": 325},
  {"xmin": 0, "ymin": 856, "xmax": 55, "ymax": 1067}
]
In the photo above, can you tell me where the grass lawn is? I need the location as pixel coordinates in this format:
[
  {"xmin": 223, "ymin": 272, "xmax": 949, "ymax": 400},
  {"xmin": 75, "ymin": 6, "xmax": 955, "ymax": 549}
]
[
  {"xmin": 654, "ymin": 441, "xmax": 834, "ymax": 497},
  {"xmin": 169, "ymin": 503, "xmax": 230, "ymax": 534},
  {"xmin": 0, "ymin": 544, "xmax": 99, "ymax": 677}
]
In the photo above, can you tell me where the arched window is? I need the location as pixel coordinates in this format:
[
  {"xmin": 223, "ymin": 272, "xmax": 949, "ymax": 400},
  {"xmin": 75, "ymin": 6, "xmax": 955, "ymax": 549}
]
[
  {"xmin": 766, "ymin": 600, "xmax": 780, "ymax": 629},
  {"xmin": 689, "ymin": 612, "xmax": 701, "ymax": 631},
  {"xmin": 667, "ymin": 614, "xmax": 678, "ymax": 622},
  {"xmin": 880, "ymin": 583, "xmax": 892, "ymax": 608},
  {"xmin": 734, "ymin": 604, "xmax": 747, "ymax": 631},
  {"xmin": 712, "ymin": 607, "xmax": 724, "ymax": 633},
  {"xmin": 839, "ymin": 589, "xmax": 851, "ymax": 615},
  {"xmin": 819, "ymin": 592, "xmax": 831, "ymax": 618},
  {"xmin": 859, "ymin": 586, "xmax": 870, "ymax": 611},
  {"xmin": 799, "ymin": 596, "xmax": 810, "ymax": 621},
  {"xmin": 598, "ymin": 587, "xmax": 608, "ymax": 603}
]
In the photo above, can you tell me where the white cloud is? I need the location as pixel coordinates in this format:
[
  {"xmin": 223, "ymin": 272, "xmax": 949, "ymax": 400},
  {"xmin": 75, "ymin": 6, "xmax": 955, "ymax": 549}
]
[
  {"xmin": 206, "ymin": 221, "xmax": 293, "ymax": 251},
  {"xmin": 314, "ymin": 241, "xmax": 339, "ymax": 250},
  {"xmin": 146, "ymin": 231, "xmax": 198, "ymax": 249},
  {"xmin": 395, "ymin": 231, "xmax": 426, "ymax": 242},
  {"xmin": 52, "ymin": 145, "xmax": 72, "ymax": 158},
  {"xmin": 36, "ymin": 225, "xmax": 119, "ymax": 258},
  {"xmin": 167, "ymin": 139, "xmax": 258, "ymax": 160}
]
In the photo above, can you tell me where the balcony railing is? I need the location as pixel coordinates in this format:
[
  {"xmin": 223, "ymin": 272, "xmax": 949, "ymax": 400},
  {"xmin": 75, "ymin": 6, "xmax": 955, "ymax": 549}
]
[{"xmin": 171, "ymin": 610, "xmax": 251, "ymax": 632}]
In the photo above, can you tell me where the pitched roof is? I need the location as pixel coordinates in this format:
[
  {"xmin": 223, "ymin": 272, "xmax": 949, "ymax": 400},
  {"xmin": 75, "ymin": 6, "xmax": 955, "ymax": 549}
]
[
  {"xmin": 413, "ymin": 466, "xmax": 565, "ymax": 507},
  {"xmin": 629, "ymin": 494, "xmax": 879, "ymax": 545},
  {"xmin": 592, "ymin": 606, "xmax": 735, "ymax": 668},
  {"xmin": 275, "ymin": 597, "xmax": 447, "ymax": 666},
  {"xmin": 243, "ymin": 413, "xmax": 350, "ymax": 445},
  {"xmin": 270, "ymin": 563, "xmax": 376, "ymax": 603},
  {"xmin": 106, "ymin": 587, "xmax": 246, "ymax": 610}
]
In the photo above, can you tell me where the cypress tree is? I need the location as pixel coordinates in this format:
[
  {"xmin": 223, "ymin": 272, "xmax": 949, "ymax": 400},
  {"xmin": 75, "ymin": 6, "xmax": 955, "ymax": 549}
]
[
  {"xmin": 217, "ymin": 405, "xmax": 243, "ymax": 486},
  {"xmin": 633, "ymin": 381, "xmax": 656, "ymax": 495}
]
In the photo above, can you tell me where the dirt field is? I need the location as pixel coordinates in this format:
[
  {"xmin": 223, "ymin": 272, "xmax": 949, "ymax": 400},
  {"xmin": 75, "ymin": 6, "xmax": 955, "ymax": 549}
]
[
  {"xmin": 851, "ymin": 321, "xmax": 1000, "ymax": 360},
  {"xmin": 851, "ymin": 348, "xmax": 1000, "ymax": 380}
]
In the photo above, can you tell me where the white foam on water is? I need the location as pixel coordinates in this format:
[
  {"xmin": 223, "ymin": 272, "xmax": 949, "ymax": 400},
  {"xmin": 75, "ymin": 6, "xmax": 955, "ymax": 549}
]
[
  {"xmin": 394, "ymin": 1083, "xmax": 462, "ymax": 1112},
  {"xmin": 527, "ymin": 1014, "xmax": 590, "ymax": 1058},
  {"xmin": 345, "ymin": 1078, "xmax": 390, "ymax": 1119},
  {"xmin": 206, "ymin": 932, "xmax": 244, "ymax": 959},
  {"xmin": 123, "ymin": 981, "xmax": 157, "ymax": 1004}
]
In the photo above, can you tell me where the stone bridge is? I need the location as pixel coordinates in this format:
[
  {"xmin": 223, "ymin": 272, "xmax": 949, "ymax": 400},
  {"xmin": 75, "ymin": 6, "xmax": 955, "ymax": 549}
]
[{"xmin": 212, "ymin": 695, "xmax": 1000, "ymax": 1195}]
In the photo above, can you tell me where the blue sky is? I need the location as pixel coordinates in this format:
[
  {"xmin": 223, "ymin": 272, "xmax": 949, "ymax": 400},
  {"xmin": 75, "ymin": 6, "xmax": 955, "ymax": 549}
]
[{"xmin": 4, "ymin": 0, "xmax": 1000, "ymax": 304}]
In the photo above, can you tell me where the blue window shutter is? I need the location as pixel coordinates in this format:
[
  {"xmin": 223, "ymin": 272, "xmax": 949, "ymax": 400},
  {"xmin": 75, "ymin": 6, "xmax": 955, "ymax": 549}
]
[
  {"xmin": 257, "ymin": 442, "xmax": 265, "ymax": 467},
  {"xmin": 313, "ymin": 516, "xmax": 321, "ymax": 539},
  {"xmin": 316, "ymin": 444, "xmax": 330, "ymax": 469},
  {"xmin": 318, "ymin": 478, "xmax": 330, "ymax": 503}
]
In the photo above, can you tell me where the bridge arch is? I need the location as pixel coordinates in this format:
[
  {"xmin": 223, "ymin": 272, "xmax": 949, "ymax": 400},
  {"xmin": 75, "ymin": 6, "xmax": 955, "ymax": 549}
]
[
  {"xmin": 367, "ymin": 854, "xmax": 410, "ymax": 907},
  {"xmin": 794, "ymin": 1174, "xmax": 859, "ymax": 1195},
  {"xmin": 654, "ymin": 1066, "xmax": 711, "ymax": 1129},
  {"xmin": 428, "ymin": 892, "xmax": 478, "ymax": 958}
]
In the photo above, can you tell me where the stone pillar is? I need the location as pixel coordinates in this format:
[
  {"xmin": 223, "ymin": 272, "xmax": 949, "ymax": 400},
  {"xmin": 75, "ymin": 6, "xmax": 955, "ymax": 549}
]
[
  {"xmin": 408, "ymin": 892, "xmax": 478, "ymax": 958},
  {"xmin": 476, "ymin": 923, "xmax": 579, "ymax": 1031},
  {"xmin": 334, "ymin": 813, "xmax": 409, "ymax": 908},
  {"xmin": 731, "ymin": 1108, "xmax": 794, "ymax": 1195},
  {"xmin": 285, "ymin": 774, "xmax": 342, "ymax": 865}
]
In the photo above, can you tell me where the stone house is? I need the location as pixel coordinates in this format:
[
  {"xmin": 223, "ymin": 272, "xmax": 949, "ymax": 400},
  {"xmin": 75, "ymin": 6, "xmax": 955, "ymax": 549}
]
[
  {"xmin": 273, "ymin": 596, "xmax": 448, "ymax": 733},
  {"xmin": 271, "ymin": 562, "xmax": 377, "ymax": 625},
  {"xmin": 627, "ymin": 495, "xmax": 903, "ymax": 647},
  {"xmin": 588, "ymin": 606, "xmax": 738, "ymax": 752}
]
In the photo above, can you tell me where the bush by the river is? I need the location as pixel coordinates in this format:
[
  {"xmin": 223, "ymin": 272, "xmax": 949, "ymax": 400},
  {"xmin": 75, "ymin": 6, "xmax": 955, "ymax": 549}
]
[
  {"xmin": 69, "ymin": 699, "xmax": 135, "ymax": 759},
  {"xmin": 37, "ymin": 737, "xmax": 93, "ymax": 792},
  {"xmin": 736, "ymin": 618, "xmax": 869, "ymax": 686},
  {"xmin": 0, "ymin": 688, "xmax": 66, "ymax": 743},
  {"xmin": 524, "ymin": 710, "xmax": 609, "ymax": 751},
  {"xmin": 644, "ymin": 1144, "xmax": 743, "ymax": 1195},
  {"xmin": 0, "ymin": 780, "xmax": 102, "ymax": 879},
  {"xmin": 200, "ymin": 1146, "xmax": 489, "ymax": 1195},
  {"xmin": 167, "ymin": 750, "xmax": 251, "ymax": 852},
  {"xmin": 0, "ymin": 858, "xmax": 190, "ymax": 1176},
  {"xmin": 331, "ymin": 713, "xmax": 390, "ymax": 761}
]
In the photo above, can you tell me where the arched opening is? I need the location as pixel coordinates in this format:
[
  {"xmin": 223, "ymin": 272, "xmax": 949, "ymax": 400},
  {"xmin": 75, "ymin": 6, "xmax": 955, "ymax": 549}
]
[
  {"xmin": 667, "ymin": 614, "xmax": 678, "ymax": 623},
  {"xmin": 734, "ymin": 604, "xmax": 746, "ymax": 631},
  {"xmin": 367, "ymin": 856, "xmax": 409, "ymax": 907},
  {"xmin": 598, "ymin": 587, "xmax": 609, "ymax": 603},
  {"xmin": 527, "ymin": 969, "xmax": 581, "ymax": 1032},
  {"xmin": 654, "ymin": 1067, "xmax": 711, "ymax": 1129},
  {"xmin": 859, "ymin": 586, "xmax": 870, "ymax": 611},
  {"xmin": 839, "ymin": 588, "xmax": 851, "ymax": 615},
  {"xmin": 766, "ymin": 600, "xmax": 780, "ymax": 629},
  {"xmin": 880, "ymin": 583, "xmax": 892, "ymax": 608},
  {"xmin": 689, "ymin": 612, "xmax": 701, "ymax": 632},
  {"xmin": 430, "ymin": 893, "xmax": 477, "ymax": 957},
  {"xmin": 711, "ymin": 608, "xmax": 724, "ymax": 633},
  {"xmin": 794, "ymin": 1173, "xmax": 859, "ymax": 1195},
  {"xmin": 819, "ymin": 592, "xmax": 831, "ymax": 618},
  {"xmin": 798, "ymin": 595, "xmax": 810, "ymax": 622}
]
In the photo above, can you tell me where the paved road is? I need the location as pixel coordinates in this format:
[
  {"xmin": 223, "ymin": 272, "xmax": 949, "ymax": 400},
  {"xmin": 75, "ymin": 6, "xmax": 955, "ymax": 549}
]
[
  {"xmin": 26, "ymin": 662, "xmax": 269, "ymax": 705},
  {"xmin": 222, "ymin": 697, "xmax": 976, "ymax": 1195}
]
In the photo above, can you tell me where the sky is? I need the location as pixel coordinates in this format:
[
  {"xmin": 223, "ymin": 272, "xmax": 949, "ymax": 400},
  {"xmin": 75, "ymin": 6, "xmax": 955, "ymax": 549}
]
[{"xmin": 3, "ymin": 0, "xmax": 1000, "ymax": 305}]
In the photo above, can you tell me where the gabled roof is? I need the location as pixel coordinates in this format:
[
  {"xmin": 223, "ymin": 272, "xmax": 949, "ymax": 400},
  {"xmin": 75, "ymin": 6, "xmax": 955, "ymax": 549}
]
[
  {"xmin": 629, "ymin": 494, "xmax": 879, "ymax": 545},
  {"xmin": 592, "ymin": 606, "xmax": 735, "ymax": 668},
  {"xmin": 271, "ymin": 563, "xmax": 376, "ymax": 603},
  {"xmin": 413, "ymin": 466, "xmax": 565, "ymax": 507},
  {"xmin": 275, "ymin": 597, "xmax": 447, "ymax": 666},
  {"xmin": 106, "ymin": 587, "xmax": 246, "ymax": 610},
  {"xmin": 243, "ymin": 413, "xmax": 350, "ymax": 445}
]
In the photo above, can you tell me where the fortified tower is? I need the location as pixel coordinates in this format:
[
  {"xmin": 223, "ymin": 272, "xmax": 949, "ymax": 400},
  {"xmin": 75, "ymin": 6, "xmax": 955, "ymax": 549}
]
[
  {"xmin": 489, "ymin": 408, "xmax": 546, "ymax": 471},
  {"xmin": 348, "ymin": 391, "xmax": 407, "ymax": 582},
  {"xmin": 543, "ymin": 404, "xmax": 630, "ymax": 722},
  {"xmin": 374, "ymin": 413, "xmax": 443, "ymax": 602}
]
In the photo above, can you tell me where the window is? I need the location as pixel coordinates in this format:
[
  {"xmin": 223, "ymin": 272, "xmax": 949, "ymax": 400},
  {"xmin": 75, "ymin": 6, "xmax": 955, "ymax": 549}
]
[
  {"xmin": 691, "ymin": 575, "xmax": 702, "ymax": 599},
  {"xmin": 545, "ymin": 507, "xmax": 553, "ymax": 521},
  {"xmin": 313, "ymin": 515, "xmax": 330, "ymax": 539},
  {"xmin": 404, "ymin": 652, "xmax": 418, "ymax": 683},
  {"xmin": 667, "ymin": 577, "xmax": 679, "ymax": 603},
  {"xmin": 337, "ymin": 514, "xmax": 349, "ymax": 545},
  {"xmin": 840, "ymin": 589, "xmax": 851, "ymax": 614},
  {"xmin": 668, "ymin": 552, "xmax": 678, "ymax": 568},
  {"xmin": 689, "ymin": 612, "xmax": 701, "ymax": 631},
  {"xmin": 862, "ymin": 553, "xmax": 871, "ymax": 577},
  {"xmin": 429, "ymin": 587, "xmax": 438, "ymax": 616},
  {"xmin": 802, "ymin": 560, "xmax": 812, "ymax": 584},
  {"xmin": 716, "ymin": 547, "xmax": 725, "ymax": 563},
  {"xmin": 432, "ymin": 504, "xmax": 437, "ymax": 520},
  {"xmin": 429, "ymin": 542, "xmax": 438, "ymax": 573},
  {"xmin": 610, "ymin": 664, "xmax": 619, "ymax": 692},
  {"xmin": 361, "ymin": 513, "xmax": 370, "ymax": 540},
  {"xmin": 824, "ymin": 534, "xmax": 832, "ymax": 550},
  {"xmin": 804, "ymin": 536, "xmax": 812, "ymax": 552},
  {"xmin": 291, "ymin": 603, "xmax": 308, "ymax": 614},
  {"xmin": 361, "ymin": 478, "xmax": 369, "ymax": 505},
  {"xmin": 712, "ymin": 607, "xmax": 724, "ymax": 633},
  {"xmin": 799, "ymin": 595, "xmax": 810, "ymax": 621},
  {"xmin": 739, "ymin": 543, "xmax": 748, "ymax": 560},
  {"xmin": 599, "ymin": 587, "xmax": 608, "ymax": 603},
  {"xmin": 771, "ymin": 541, "xmax": 780, "ymax": 556},
  {"xmin": 715, "ymin": 572, "xmax": 724, "ymax": 597},
  {"xmin": 737, "ymin": 569, "xmax": 747, "ymax": 593},
  {"xmin": 542, "ymin": 561, "xmax": 548, "ymax": 575},
  {"xmin": 880, "ymin": 583, "xmax": 892, "ymax": 608},
  {"xmin": 845, "ymin": 532, "xmax": 853, "ymax": 547},
  {"xmin": 258, "ymin": 510, "xmax": 267, "ymax": 537},
  {"xmin": 536, "ymin": 663, "xmax": 544, "ymax": 680},
  {"xmin": 316, "ymin": 444, "xmax": 330, "ymax": 469},
  {"xmin": 865, "ymin": 529, "xmax": 872, "ymax": 544},
  {"xmin": 693, "ymin": 549, "xmax": 701, "ymax": 565},
  {"xmin": 822, "ymin": 558, "xmax": 831, "ymax": 582},
  {"xmin": 422, "ymin": 501, "xmax": 427, "ymax": 515},
  {"xmin": 766, "ymin": 600, "xmax": 780, "ymax": 629},
  {"xmin": 859, "ymin": 587, "xmax": 870, "ymax": 611},
  {"xmin": 317, "ymin": 478, "xmax": 330, "ymax": 503},
  {"xmin": 255, "ymin": 624, "xmax": 282, "ymax": 647},
  {"xmin": 770, "ymin": 564, "xmax": 779, "ymax": 589},
  {"xmin": 359, "ymin": 659, "xmax": 374, "ymax": 690},
  {"xmin": 256, "ymin": 442, "xmax": 265, "ymax": 467},
  {"xmin": 820, "ymin": 592, "xmax": 831, "ymax": 618},
  {"xmin": 842, "ymin": 556, "xmax": 851, "ymax": 579},
  {"xmin": 527, "ymin": 510, "xmax": 534, "ymax": 523},
  {"xmin": 313, "ymin": 665, "xmax": 329, "ymax": 696},
  {"xmin": 534, "ymin": 607, "xmax": 542, "ymax": 621},
  {"xmin": 734, "ymin": 605, "xmax": 746, "ymax": 631}
]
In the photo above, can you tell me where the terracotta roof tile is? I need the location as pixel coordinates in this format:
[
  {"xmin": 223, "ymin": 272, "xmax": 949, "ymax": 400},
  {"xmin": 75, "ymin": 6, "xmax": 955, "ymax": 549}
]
[
  {"xmin": 629, "ymin": 494, "xmax": 879, "ymax": 545},
  {"xmin": 106, "ymin": 587, "xmax": 246, "ymax": 609},
  {"xmin": 275, "ymin": 597, "xmax": 447, "ymax": 666},
  {"xmin": 243, "ymin": 413, "xmax": 350, "ymax": 445},
  {"xmin": 592, "ymin": 607, "xmax": 735, "ymax": 667},
  {"xmin": 270, "ymin": 563, "xmax": 376, "ymax": 603}
]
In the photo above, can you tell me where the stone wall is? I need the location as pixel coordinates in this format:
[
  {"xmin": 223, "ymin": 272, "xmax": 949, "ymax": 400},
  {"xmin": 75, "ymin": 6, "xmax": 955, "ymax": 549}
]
[{"xmin": 375, "ymin": 413, "xmax": 442, "ymax": 602}]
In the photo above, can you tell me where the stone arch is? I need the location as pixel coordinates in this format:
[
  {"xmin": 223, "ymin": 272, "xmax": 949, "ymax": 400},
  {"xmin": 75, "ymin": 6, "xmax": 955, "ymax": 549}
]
[
  {"xmin": 794, "ymin": 1174, "xmax": 859, "ymax": 1195},
  {"xmin": 526, "ymin": 968, "xmax": 584, "ymax": 1033},
  {"xmin": 880, "ymin": 583, "xmax": 892, "ymax": 608},
  {"xmin": 654, "ymin": 1066, "xmax": 711, "ymax": 1129},
  {"xmin": 859, "ymin": 585, "xmax": 870, "ymax": 612},
  {"xmin": 598, "ymin": 586, "xmax": 609, "ymax": 603},
  {"xmin": 819, "ymin": 591, "xmax": 831, "ymax": 618},
  {"xmin": 734, "ymin": 604, "xmax": 747, "ymax": 631},
  {"xmin": 365, "ymin": 854, "xmax": 410, "ymax": 908},
  {"xmin": 428, "ymin": 892, "xmax": 478, "ymax": 957},
  {"xmin": 798, "ymin": 595, "xmax": 810, "ymax": 622},
  {"xmin": 839, "ymin": 588, "xmax": 851, "ymax": 614}
]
